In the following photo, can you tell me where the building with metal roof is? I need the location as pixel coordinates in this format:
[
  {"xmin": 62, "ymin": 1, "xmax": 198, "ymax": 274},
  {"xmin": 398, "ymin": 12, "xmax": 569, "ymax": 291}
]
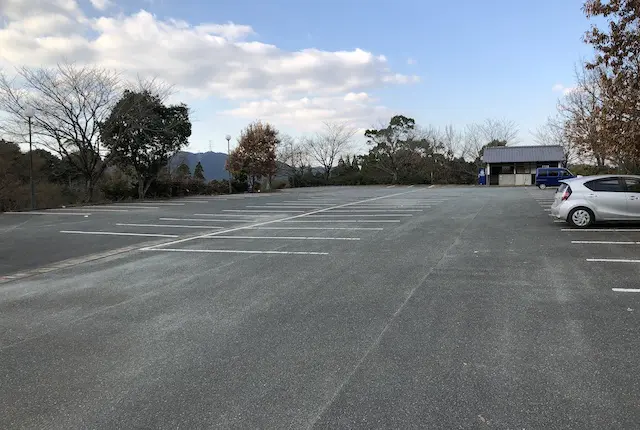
[{"xmin": 480, "ymin": 145, "xmax": 565, "ymax": 186}]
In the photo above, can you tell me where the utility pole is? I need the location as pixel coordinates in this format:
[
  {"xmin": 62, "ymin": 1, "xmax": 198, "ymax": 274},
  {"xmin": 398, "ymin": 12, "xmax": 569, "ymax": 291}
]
[
  {"xmin": 225, "ymin": 135, "xmax": 232, "ymax": 194},
  {"xmin": 25, "ymin": 108, "xmax": 36, "ymax": 210}
]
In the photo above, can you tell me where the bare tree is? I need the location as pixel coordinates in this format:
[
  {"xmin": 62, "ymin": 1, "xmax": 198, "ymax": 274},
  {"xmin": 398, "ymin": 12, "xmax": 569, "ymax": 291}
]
[
  {"xmin": 0, "ymin": 63, "xmax": 121, "ymax": 201},
  {"xmin": 532, "ymin": 115, "xmax": 578, "ymax": 165},
  {"xmin": 477, "ymin": 118, "xmax": 519, "ymax": 145},
  {"xmin": 305, "ymin": 121, "xmax": 357, "ymax": 180},
  {"xmin": 557, "ymin": 65, "xmax": 610, "ymax": 168},
  {"xmin": 439, "ymin": 124, "xmax": 464, "ymax": 159},
  {"xmin": 276, "ymin": 134, "xmax": 308, "ymax": 181}
]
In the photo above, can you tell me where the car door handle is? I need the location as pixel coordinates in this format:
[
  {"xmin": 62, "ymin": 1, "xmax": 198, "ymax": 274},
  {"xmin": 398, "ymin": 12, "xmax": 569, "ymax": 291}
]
[
  {"xmin": 630, "ymin": 196, "xmax": 639, "ymax": 200},
  {"xmin": 587, "ymin": 193, "xmax": 597, "ymax": 198}
]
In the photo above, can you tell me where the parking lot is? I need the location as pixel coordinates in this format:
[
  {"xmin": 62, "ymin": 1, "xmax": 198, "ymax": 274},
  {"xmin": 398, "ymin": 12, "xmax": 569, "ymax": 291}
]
[
  {"xmin": 1, "ymin": 185, "xmax": 639, "ymax": 429},
  {"xmin": 0, "ymin": 186, "xmax": 446, "ymax": 279},
  {"xmin": 528, "ymin": 186, "xmax": 640, "ymax": 293}
]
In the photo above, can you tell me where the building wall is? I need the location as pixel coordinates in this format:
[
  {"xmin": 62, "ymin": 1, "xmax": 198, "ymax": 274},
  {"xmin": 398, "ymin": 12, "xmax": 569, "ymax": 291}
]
[{"xmin": 486, "ymin": 161, "xmax": 563, "ymax": 186}]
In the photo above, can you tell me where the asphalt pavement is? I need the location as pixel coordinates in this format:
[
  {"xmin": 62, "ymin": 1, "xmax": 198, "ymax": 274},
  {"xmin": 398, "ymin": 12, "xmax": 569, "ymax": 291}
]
[{"xmin": 1, "ymin": 185, "xmax": 638, "ymax": 429}]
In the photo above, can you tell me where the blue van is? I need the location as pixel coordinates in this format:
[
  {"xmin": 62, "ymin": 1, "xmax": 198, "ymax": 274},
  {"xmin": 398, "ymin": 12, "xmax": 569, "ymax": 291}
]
[{"xmin": 535, "ymin": 167, "xmax": 576, "ymax": 189}]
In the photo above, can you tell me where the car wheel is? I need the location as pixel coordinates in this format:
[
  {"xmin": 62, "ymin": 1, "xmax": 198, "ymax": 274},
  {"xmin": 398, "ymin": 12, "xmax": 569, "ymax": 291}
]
[
  {"xmin": 568, "ymin": 207, "xmax": 594, "ymax": 228},
  {"xmin": 538, "ymin": 184, "xmax": 547, "ymax": 190}
]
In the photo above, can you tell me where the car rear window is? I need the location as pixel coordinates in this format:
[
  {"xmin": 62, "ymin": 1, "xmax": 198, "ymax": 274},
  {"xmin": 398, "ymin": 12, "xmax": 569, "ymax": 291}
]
[
  {"xmin": 584, "ymin": 178, "xmax": 625, "ymax": 192},
  {"xmin": 557, "ymin": 183, "xmax": 568, "ymax": 193},
  {"xmin": 537, "ymin": 170, "xmax": 547, "ymax": 177}
]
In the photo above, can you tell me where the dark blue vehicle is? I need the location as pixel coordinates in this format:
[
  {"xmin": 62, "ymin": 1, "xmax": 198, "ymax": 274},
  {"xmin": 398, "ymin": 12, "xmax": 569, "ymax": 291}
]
[{"xmin": 535, "ymin": 167, "xmax": 576, "ymax": 189}]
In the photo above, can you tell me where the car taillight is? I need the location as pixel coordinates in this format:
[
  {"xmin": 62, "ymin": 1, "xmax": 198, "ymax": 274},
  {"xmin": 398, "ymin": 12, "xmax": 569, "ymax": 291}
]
[{"xmin": 561, "ymin": 186, "xmax": 572, "ymax": 201}]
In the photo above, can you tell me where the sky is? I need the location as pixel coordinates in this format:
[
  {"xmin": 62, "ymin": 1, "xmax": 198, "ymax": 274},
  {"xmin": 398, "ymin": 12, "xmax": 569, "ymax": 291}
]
[{"xmin": 0, "ymin": 0, "xmax": 595, "ymax": 154}]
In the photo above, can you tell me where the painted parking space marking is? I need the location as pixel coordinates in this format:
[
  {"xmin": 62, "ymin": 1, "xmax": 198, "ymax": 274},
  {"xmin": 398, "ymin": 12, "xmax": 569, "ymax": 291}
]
[
  {"xmin": 50, "ymin": 208, "xmax": 130, "ymax": 213},
  {"xmin": 304, "ymin": 213, "xmax": 414, "ymax": 217},
  {"xmin": 141, "ymin": 188, "xmax": 419, "ymax": 251},
  {"xmin": 4, "ymin": 211, "xmax": 92, "ymax": 216},
  {"xmin": 203, "ymin": 235, "xmax": 361, "ymax": 241},
  {"xmin": 135, "ymin": 202, "xmax": 185, "ymax": 206},
  {"xmin": 60, "ymin": 230, "xmax": 179, "ymax": 238},
  {"xmin": 282, "ymin": 219, "xmax": 402, "ymax": 223},
  {"xmin": 194, "ymin": 213, "xmax": 273, "ymax": 217},
  {"xmin": 143, "ymin": 248, "xmax": 329, "ymax": 255},
  {"xmin": 562, "ymin": 228, "xmax": 640, "ymax": 232},
  {"xmin": 587, "ymin": 258, "xmax": 640, "ymax": 263},
  {"xmin": 572, "ymin": 241, "xmax": 639, "ymax": 245},
  {"xmin": 248, "ymin": 227, "xmax": 384, "ymax": 231},
  {"xmin": 612, "ymin": 288, "xmax": 640, "ymax": 293},
  {"xmin": 223, "ymin": 209, "xmax": 306, "ymax": 213},
  {"xmin": 245, "ymin": 205, "xmax": 325, "ymax": 209},
  {"xmin": 117, "ymin": 223, "xmax": 225, "ymax": 229},
  {"xmin": 322, "ymin": 209, "xmax": 423, "ymax": 213},
  {"xmin": 87, "ymin": 205, "xmax": 160, "ymax": 209},
  {"xmin": 159, "ymin": 218, "xmax": 252, "ymax": 223}
]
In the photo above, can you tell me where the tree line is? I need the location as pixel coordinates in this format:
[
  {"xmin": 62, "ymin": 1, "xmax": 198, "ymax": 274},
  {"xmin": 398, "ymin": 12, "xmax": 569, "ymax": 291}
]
[
  {"xmin": 229, "ymin": 116, "xmax": 518, "ymax": 191},
  {"xmin": 0, "ymin": 64, "xmax": 197, "ymax": 211},
  {"xmin": 534, "ymin": 0, "xmax": 640, "ymax": 174},
  {"xmin": 0, "ymin": 64, "xmax": 516, "ymax": 211}
]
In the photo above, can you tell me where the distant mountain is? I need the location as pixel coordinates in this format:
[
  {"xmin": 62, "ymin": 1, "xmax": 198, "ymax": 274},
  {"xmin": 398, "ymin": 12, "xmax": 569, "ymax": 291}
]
[
  {"xmin": 170, "ymin": 151, "xmax": 229, "ymax": 181},
  {"xmin": 170, "ymin": 151, "xmax": 291, "ymax": 181}
]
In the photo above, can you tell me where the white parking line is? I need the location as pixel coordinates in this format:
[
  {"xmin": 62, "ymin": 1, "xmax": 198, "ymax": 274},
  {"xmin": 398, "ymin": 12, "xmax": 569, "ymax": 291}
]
[
  {"xmin": 143, "ymin": 248, "xmax": 329, "ymax": 255},
  {"xmin": 141, "ymin": 188, "xmax": 418, "ymax": 250},
  {"xmin": 283, "ymin": 219, "xmax": 402, "ymax": 223},
  {"xmin": 87, "ymin": 205, "xmax": 159, "ymax": 209},
  {"xmin": 562, "ymin": 229, "xmax": 640, "ymax": 232},
  {"xmin": 203, "ymin": 236, "xmax": 360, "ymax": 241},
  {"xmin": 612, "ymin": 288, "xmax": 640, "ymax": 293},
  {"xmin": 51, "ymin": 208, "xmax": 130, "ymax": 213},
  {"xmin": 4, "ymin": 211, "xmax": 92, "ymax": 216},
  {"xmin": 249, "ymin": 226, "xmax": 384, "ymax": 231},
  {"xmin": 305, "ymin": 213, "xmax": 414, "ymax": 217},
  {"xmin": 159, "ymin": 218, "xmax": 251, "ymax": 223},
  {"xmin": 287, "ymin": 199, "xmax": 345, "ymax": 202},
  {"xmin": 342, "ymin": 204, "xmax": 433, "ymax": 207},
  {"xmin": 322, "ymin": 209, "xmax": 423, "ymax": 213},
  {"xmin": 177, "ymin": 200, "xmax": 211, "ymax": 204},
  {"xmin": 60, "ymin": 230, "xmax": 179, "ymax": 238},
  {"xmin": 587, "ymin": 258, "xmax": 640, "ymax": 263},
  {"xmin": 245, "ymin": 205, "xmax": 325, "ymax": 209},
  {"xmin": 117, "ymin": 223, "xmax": 224, "ymax": 229},
  {"xmin": 223, "ymin": 209, "xmax": 306, "ymax": 213},
  {"xmin": 572, "ymin": 241, "xmax": 639, "ymax": 245},
  {"xmin": 136, "ymin": 202, "xmax": 185, "ymax": 206},
  {"xmin": 194, "ymin": 213, "xmax": 273, "ymax": 218}
]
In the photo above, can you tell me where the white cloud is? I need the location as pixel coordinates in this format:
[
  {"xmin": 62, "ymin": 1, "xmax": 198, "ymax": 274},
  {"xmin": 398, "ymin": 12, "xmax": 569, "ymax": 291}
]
[
  {"xmin": 552, "ymin": 83, "xmax": 577, "ymax": 95},
  {"xmin": 407, "ymin": 57, "xmax": 416, "ymax": 65},
  {"xmin": 0, "ymin": 0, "xmax": 418, "ymax": 131},
  {"xmin": 223, "ymin": 95, "xmax": 391, "ymax": 130},
  {"xmin": 89, "ymin": 0, "xmax": 114, "ymax": 11},
  {"xmin": 196, "ymin": 22, "xmax": 254, "ymax": 40}
]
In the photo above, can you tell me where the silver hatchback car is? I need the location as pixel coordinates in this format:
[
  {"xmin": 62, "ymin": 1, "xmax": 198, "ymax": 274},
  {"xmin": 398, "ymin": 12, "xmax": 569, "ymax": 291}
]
[{"xmin": 550, "ymin": 175, "xmax": 640, "ymax": 228}]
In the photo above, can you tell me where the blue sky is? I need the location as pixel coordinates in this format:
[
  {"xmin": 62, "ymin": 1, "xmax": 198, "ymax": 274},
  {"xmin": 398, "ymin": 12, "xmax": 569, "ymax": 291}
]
[
  {"xmin": 148, "ymin": 0, "xmax": 594, "ymax": 151},
  {"xmin": 2, "ymin": 0, "xmax": 596, "ymax": 153}
]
